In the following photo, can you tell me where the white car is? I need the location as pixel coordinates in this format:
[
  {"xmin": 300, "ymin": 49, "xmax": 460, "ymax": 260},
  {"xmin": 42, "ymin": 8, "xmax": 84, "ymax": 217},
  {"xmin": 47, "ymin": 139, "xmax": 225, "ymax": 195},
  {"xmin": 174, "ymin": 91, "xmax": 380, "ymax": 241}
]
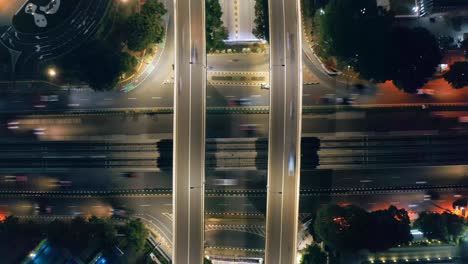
[{"xmin": 417, "ymin": 89, "xmax": 435, "ymax": 95}]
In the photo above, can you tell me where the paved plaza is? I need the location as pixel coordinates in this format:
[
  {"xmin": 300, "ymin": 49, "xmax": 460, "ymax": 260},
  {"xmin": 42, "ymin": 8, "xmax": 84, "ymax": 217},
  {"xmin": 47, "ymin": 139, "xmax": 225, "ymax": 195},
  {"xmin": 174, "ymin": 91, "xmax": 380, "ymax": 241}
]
[{"xmin": 220, "ymin": 0, "xmax": 260, "ymax": 42}]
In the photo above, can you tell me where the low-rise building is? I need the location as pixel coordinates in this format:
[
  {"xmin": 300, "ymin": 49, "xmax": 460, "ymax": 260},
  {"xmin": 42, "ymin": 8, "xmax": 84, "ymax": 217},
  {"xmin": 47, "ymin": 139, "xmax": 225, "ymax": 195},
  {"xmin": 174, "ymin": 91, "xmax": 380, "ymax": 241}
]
[{"xmin": 418, "ymin": 0, "xmax": 468, "ymax": 16}]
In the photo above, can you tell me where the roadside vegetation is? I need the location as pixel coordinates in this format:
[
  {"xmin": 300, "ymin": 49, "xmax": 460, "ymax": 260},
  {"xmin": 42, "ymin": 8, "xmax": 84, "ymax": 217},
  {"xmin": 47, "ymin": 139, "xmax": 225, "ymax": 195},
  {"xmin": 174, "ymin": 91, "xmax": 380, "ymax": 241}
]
[
  {"xmin": 311, "ymin": 0, "xmax": 441, "ymax": 93},
  {"xmin": 0, "ymin": 215, "xmax": 150, "ymax": 262},
  {"xmin": 206, "ymin": 0, "xmax": 228, "ymax": 51},
  {"xmin": 53, "ymin": 0, "xmax": 166, "ymax": 91},
  {"xmin": 252, "ymin": 0, "xmax": 269, "ymax": 41},
  {"xmin": 306, "ymin": 203, "xmax": 468, "ymax": 263},
  {"xmin": 444, "ymin": 61, "xmax": 468, "ymax": 89},
  {"xmin": 0, "ymin": 47, "xmax": 10, "ymax": 80}
]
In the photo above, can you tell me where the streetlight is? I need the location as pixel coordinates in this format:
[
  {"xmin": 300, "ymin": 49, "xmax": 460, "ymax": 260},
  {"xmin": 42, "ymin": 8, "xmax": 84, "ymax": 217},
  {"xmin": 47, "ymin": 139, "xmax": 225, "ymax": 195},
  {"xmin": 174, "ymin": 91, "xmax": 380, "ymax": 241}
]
[{"xmin": 47, "ymin": 67, "xmax": 57, "ymax": 78}]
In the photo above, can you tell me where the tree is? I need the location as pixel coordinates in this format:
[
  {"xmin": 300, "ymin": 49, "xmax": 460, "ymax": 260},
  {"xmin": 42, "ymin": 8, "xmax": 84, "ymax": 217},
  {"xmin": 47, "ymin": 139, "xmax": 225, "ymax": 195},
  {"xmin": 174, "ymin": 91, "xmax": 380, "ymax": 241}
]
[
  {"xmin": 79, "ymin": 41, "xmax": 124, "ymax": 91},
  {"xmin": 126, "ymin": 0, "xmax": 166, "ymax": 51},
  {"xmin": 300, "ymin": 244, "xmax": 327, "ymax": 264},
  {"xmin": 366, "ymin": 206, "xmax": 412, "ymax": 251},
  {"xmin": 302, "ymin": 0, "xmax": 328, "ymax": 18},
  {"xmin": 47, "ymin": 219, "xmax": 69, "ymax": 246},
  {"xmin": 461, "ymin": 39, "xmax": 468, "ymax": 57},
  {"xmin": 0, "ymin": 216, "xmax": 19, "ymax": 237},
  {"xmin": 414, "ymin": 212, "xmax": 466, "ymax": 243},
  {"xmin": 314, "ymin": 0, "xmax": 394, "ymax": 82},
  {"xmin": 314, "ymin": 204, "xmax": 369, "ymax": 251},
  {"xmin": 122, "ymin": 219, "xmax": 148, "ymax": 252},
  {"xmin": 389, "ymin": 27, "xmax": 441, "ymax": 93},
  {"xmin": 204, "ymin": 258, "xmax": 213, "ymax": 264},
  {"xmin": 206, "ymin": 0, "xmax": 228, "ymax": 51},
  {"xmin": 141, "ymin": 0, "xmax": 167, "ymax": 18},
  {"xmin": 127, "ymin": 14, "xmax": 158, "ymax": 51},
  {"xmin": 119, "ymin": 52, "xmax": 138, "ymax": 74},
  {"xmin": 253, "ymin": 0, "xmax": 269, "ymax": 41},
  {"xmin": 444, "ymin": 61, "xmax": 468, "ymax": 89},
  {"xmin": 88, "ymin": 216, "xmax": 117, "ymax": 250},
  {"xmin": 314, "ymin": 204, "xmax": 413, "ymax": 253},
  {"xmin": 314, "ymin": 0, "xmax": 441, "ymax": 92}
]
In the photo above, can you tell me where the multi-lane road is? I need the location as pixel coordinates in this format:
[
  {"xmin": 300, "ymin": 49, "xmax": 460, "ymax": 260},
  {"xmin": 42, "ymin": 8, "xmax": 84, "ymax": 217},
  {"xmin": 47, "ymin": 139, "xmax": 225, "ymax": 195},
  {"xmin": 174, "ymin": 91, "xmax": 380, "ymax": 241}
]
[{"xmin": 173, "ymin": 0, "xmax": 206, "ymax": 261}]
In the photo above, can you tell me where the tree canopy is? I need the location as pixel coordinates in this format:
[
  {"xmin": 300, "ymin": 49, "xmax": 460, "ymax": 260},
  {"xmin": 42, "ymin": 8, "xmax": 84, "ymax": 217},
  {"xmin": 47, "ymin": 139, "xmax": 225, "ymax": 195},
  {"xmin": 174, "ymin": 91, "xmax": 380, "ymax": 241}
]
[
  {"xmin": 366, "ymin": 206, "xmax": 412, "ymax": 252},
  {"xmin": 253, "ymin": 0, "xmax": 269, "ymax": 41},
  {"xmin": 314, "ymin": 204, "xmax": 412, "ymax": 252},
  {"xmin": 300, "ymin": 244, "xmax": 327, "ymax": 264},
  {"xmin": 121, "ymin": 219, "xmax": 148, "ymax": 252},
  {"xmin": 414, "ymin": 212, "xmax": 466, "ymax": 243},
  {"xmin": 314, "ymin": 0, "xmax": 441, "ymax": 93},
  {"xmin": 389, "ymin": 27, "xmax": 441, "ymax": 93},
  {"xmin": 46, "ymin": 216, "xmax": 117, "ymax": 254},
  {"xmin": 444, "ymin": 61, "xmax": 468, "ymax": 89},
  {"xmin": 58, "ymin": 40, "xmax": 139, "ymax": 91},
  {"xmin": 206, "ymin": 0, "xmax": 228, "ymax": 51},
  {"xmin": 126, "ymin": 0, "xmax": 166, "ymax": 51},
  {"xmin": 314, "ymin": 204, "xmax": 369, "ymax": 251}
]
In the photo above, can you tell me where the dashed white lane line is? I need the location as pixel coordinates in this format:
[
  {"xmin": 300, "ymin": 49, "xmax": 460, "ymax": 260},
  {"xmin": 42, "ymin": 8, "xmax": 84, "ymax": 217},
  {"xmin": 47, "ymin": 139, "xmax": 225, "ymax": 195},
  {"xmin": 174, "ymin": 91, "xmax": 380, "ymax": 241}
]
[
  {"xmin": 104, "ymin": 98, "xmax": 113, "ymax": 101},
  {"xmin": 140, "ymin": 204, "xmax": 151, "ymax": 207},
  {"xmin": 79, "ymin": 98, "xmax": 89, "ymax": 101},
  {"xmin": 151, "ymin": 97, "xmax": 161, "ymax": 99},
  {"xmin": 68, "ymin": 104, "xmax": 80, "ymax": 107},
  {"xmin": 128, "ymin": 97, "xmax": 137, "ymax": 100}
]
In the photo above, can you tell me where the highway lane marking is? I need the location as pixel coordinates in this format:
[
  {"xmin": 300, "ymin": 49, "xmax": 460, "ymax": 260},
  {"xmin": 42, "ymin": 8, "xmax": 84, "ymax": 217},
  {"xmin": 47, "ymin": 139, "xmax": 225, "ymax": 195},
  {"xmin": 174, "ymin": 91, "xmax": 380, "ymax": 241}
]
[
  {"xmin": 162, "ymin": 212, "xmax": 172, "ymax": 221},
  {"xmin": 140, "ymin": 204, "xmax": 151, "ymax": 207},
  {"xmin": 128, "ymin": 98, "xmax": 137, "ymax": 100},
  {"xmin": 104, "ymin": 98, "xmax": 113, "ymax": 101},
  {"xmin": 144, "ymin": 214, "xmax": 172, "ymax": 235},
  {"xmin": 151, "ymin": 97, "xmax": 162, "ymax": 100},
  {"xmin": 80, "ymin": 98, "xmax": 89, "ymax": 101},
  {"xmin": 67, "ymin": 103, "xmax": 80, "ymax": 107}
]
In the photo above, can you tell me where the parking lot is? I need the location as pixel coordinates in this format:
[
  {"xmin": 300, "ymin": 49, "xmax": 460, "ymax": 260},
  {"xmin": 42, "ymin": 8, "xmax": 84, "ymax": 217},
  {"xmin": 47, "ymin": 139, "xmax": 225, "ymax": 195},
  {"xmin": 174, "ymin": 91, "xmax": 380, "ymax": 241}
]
[{"xmin": 0, "ymin": 0, "xmax": 26, "ymax": 26}]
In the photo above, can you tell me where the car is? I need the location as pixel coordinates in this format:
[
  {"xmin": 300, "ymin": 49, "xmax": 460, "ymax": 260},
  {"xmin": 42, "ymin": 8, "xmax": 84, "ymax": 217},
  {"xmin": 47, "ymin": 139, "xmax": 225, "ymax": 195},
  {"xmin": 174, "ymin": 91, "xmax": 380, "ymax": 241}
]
[
  {"xmin": 40, "ymin": 95, "xmax": 59, "ymax": 102},
  {"xmin": 341, "ymin": 97, "xmax": 355, "ymax": 105},
  {"xmin": 35, "ymin": 204, "xmax": 52, "ymax": 214},
  {"xmin": 353, "ymin": 83, "xmax": 366, "ymax": 90},
  {"xmin": 458, "ymin": 116, "xmax": 468, "ymax": 123},
  {"xmin": 240, "ymin": 124, "xmax": 257, "ymax": 131},
  {"xmin": 238, "ymin": 98, "xmax": 252, "ymax": 106},
  {"xmin": 319, "ymin": 94, "xmax": 335, "ymax": 104},
  {"xmin": 417, "ymin": 89, "xmax": 435, "ymax": 95},
  {"xmin": 58, "ymin": 180, "xmax": 72, "ymax": 187},
  {"xmin": 121, "ymin": 172, "xmax": 139, "ymax": 178},
  {"xmin": 227, "ymin": 97, "xmax": 238, "ymax": 106},
  {"xmin": 34, "ymin": 127, "xmax": 46, "ymax": 135},
  {"xmin": 16, "ymin": 175, "xmax": 28, "ymax": 183},
  {"xmin": 261, "ymin": 83, "xmax": 270, "ymax": 89},
  {"xmin": 111, "ymin": 207, "xmax": 128, "ymax": 217},
  {"xmin": 149, "ymin": 253, "xmax": 159, "ymax": 263},
  {"xmin": 7, "ymin": 121, "xmax": 20, "ymax": 130},
  {"xmin": 214, "ymin": 178, "xmax": 238, "ymax": 186}
]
